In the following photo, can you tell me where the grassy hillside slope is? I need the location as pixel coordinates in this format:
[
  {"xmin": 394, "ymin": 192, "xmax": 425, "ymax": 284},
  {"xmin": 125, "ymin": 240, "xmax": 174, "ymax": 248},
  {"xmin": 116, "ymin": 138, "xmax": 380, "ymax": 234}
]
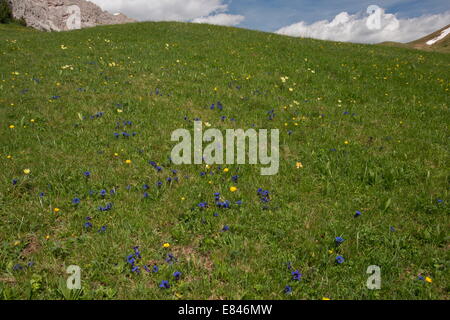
[{"xmin": 0, "ymin": 22, "xmax": 449, "ymax": 300}]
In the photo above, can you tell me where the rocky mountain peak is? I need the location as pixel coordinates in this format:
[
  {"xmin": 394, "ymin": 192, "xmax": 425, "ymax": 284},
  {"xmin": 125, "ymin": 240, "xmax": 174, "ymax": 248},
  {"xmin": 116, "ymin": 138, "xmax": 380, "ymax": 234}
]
[{"xmin": 8, "ymin": 0, "xmax": 136, "ymax": 31}]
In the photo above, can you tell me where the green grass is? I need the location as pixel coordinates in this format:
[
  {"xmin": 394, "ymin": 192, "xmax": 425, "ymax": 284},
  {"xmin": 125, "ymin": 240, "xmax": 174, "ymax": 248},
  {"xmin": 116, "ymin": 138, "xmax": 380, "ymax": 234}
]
[{"xmin": 0, "ymin": 21, "xmax": 449, "ymax": 300}]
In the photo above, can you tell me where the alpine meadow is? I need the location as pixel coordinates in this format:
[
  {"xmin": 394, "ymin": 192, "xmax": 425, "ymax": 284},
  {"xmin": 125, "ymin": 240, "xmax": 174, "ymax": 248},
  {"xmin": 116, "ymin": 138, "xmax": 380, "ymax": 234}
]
[{"xmin": 0, "ymin": 20, "xmax": 449, "ymax": 300}]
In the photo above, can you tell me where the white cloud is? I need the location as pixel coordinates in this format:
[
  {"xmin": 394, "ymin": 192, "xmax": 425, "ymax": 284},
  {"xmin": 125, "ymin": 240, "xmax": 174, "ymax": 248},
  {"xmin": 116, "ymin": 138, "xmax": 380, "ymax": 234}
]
[
  {"xmin": 192, "ymin": 13, "xmax": 245, "ymax": 26},
  {"xmin": 87, "ymin": 0, "xmax": 243, "ymax": 26},
  {"xmin": 276, "ymin": 7, "xmax": 450, "ymax": 44}
]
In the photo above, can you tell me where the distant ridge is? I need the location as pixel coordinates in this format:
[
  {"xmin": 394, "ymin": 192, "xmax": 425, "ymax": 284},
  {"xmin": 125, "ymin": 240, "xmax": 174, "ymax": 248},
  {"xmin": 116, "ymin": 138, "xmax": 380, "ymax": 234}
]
[
  {"xmin": 409, "ymin": 24, "xmax": 450, "ymax": 51},
  {"xmin": 380, "ymin": 24, "xmax": 450, "ymax": 53}
]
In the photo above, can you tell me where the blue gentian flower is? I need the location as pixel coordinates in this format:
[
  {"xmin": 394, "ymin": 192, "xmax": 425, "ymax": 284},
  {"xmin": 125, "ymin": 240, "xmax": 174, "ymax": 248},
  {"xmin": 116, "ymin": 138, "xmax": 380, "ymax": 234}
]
[
  {"xmin": 284, "ymin": 285, "xmax": 292, "ymax": 294},
  {"xmin": 127, "ymin": 254, "xmax": 136, "ymax": 265},
  {"xmin": 173, "ymin": 271, "xmax": 182, "ymax": 280},
  {"xmin": 216, "ymin": 201, "xmax": 227, "ymax": 208},
  {"xmin": 159, "ymin": 280, "xmax": 170, "ymax": 289},
  {"xmin": 165, "ymin": 253, "xmax": 177, "ymax": 264},
  {"xmin": 336, "ymin": 256, "xmax": 345, "ymax": 264},
  {"xmin": 13, "ymin": 264, "xmax": 23, "ymax": 272},
  {"xmin": 354, "ymin": 210, "xmax": 362, "ymax": 218},
  {"xmin": 291, "ymin": 270, "xmax": 302, "ymax": 281},
  {"xmin": 133, "ymin": 246, "xmax": 141, "ymax": 259},
  {"xmin": 198, "ymin": 202, "xmax": 208, "ymax": 209},
  {"xmin": 260, "ymin": 197, "xmax": 270, "ymax": 203},
  {"xmin": 98, "ymin": 203, "xmax": 113, "ymax": 211},
  {"xmin": 84, "ymin": 222, "xmax": 92, "ymax": 229},
  {"xmin": 72, "ymin": 197, "xmax": 81, "ymax": 204},
  {"xmin": 335, "ymin": 237, "xmax": 345, "ymax": 245},
  {"xmin": 131, "ymin": 266, "xmax": 140, "ymax": 273}
]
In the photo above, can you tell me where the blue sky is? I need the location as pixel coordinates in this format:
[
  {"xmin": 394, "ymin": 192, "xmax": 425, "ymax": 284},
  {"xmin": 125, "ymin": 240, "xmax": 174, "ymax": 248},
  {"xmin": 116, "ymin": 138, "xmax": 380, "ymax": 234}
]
[
  {"xmin": 226, "ymin": 0, "xmax": 450, "ymax": 31},
  {"xmin": 91, "ymin": 0, "xmax": 450, "ymax": 43}
]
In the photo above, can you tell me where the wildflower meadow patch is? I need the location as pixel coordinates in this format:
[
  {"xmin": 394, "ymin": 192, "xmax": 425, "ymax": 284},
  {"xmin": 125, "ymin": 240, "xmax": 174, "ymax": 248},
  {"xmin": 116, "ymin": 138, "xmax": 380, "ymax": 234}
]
[{"xmin": 0, "ymin": 20, "xmax": 448, "ymax": 300}]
